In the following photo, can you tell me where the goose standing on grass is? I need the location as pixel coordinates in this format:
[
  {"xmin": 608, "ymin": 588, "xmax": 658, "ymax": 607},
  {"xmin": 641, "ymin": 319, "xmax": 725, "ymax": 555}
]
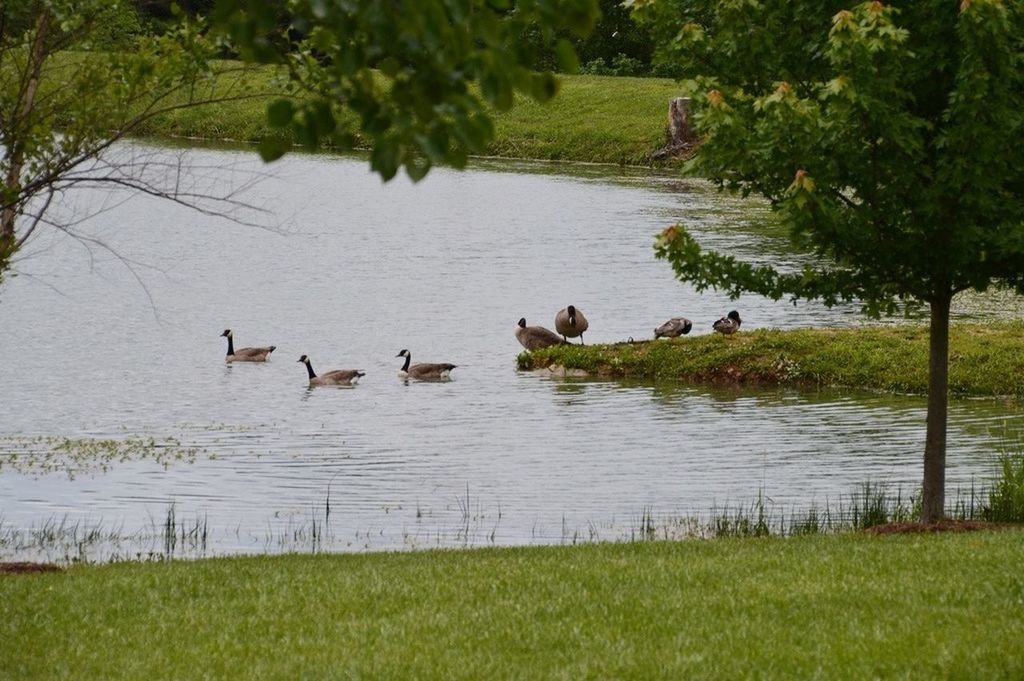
[
  {"xmin": 712, "ymin": 311, "xmax": 742, "ymax": 335},
  {"xmin": 396, "ymin": 349, "xmax": 457, "ymax": 380},
  {"xmin": 654, "ymin": 317, "xmax": 693, "ymax": 339},
  {"xmin": 515, "ymin": 318, "xmax": 564, "ymax": 351},
  {"xmin": 554, "ymin": 305, "xmax": 589, "ymax": 345},
  {"xmin": 298, "ymin": 355, "xmax": 365, "ymax": 386},
  {"xmin": 221, "ymin": 329, "xmax": 276, "ymax": 362}
]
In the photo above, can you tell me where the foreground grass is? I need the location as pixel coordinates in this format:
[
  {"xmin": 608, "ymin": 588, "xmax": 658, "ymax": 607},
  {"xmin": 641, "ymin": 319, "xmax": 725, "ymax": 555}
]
[
  {"xmin": 123, "ymin": 60, "xmax": 680, "ymax": 165},
  {"xmin": 520, "ymin": 322, "xmax": 1024, "ymax": 398},
  {"xmin": 3, "ymin": 532, "xmax": 1023, "ymax": 679}
]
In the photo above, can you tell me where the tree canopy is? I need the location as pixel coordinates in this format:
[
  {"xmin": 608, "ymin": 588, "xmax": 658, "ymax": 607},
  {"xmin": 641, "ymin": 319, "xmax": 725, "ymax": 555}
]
[
  {"xmin": 637, "ymin": 0, "xmax": 1024, "ymax": 521},
  {"xmin": 210, "ymin": 0, "xmax": 599, "ymax": 180}
]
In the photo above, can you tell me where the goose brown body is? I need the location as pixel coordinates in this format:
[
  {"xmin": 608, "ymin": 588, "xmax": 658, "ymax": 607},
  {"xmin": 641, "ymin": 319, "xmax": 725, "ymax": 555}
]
[
  {"xmin": 396, "ymin": 349, "xmax": 457, "ymax": 380},
  {"xmin": 298, "ymin": 355, "xmax": 364, "ymax": 386},
  {"xmin": 515, "ymin": 318, "xmax": 564, "ymax": 351},
  {"xmin": 554, "ymin": 305, "xmax": 589, "ymax": 344},
  {"xmin": 712, "ymin": 311, "xmax": 742, "ymax": 335},
  {"xmin": 221, "ymin": 329, "xmax": 275, "ymax": 362},
  {"xmin": 654, "ymin": 317, "xmax": 693, "ymax": 339}
]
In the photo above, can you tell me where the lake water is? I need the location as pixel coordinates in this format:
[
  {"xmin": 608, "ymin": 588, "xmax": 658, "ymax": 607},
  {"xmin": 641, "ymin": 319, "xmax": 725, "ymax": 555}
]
[{"xmin": 1, "ymin": 143, "xmax": 1021, "ymax": 562}]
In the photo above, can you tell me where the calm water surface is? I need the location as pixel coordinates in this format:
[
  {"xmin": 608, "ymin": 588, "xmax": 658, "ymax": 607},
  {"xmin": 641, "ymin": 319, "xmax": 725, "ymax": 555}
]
[{"xmin": 1, "ymin": 144, "xmax": 1021, "ymax": 561}]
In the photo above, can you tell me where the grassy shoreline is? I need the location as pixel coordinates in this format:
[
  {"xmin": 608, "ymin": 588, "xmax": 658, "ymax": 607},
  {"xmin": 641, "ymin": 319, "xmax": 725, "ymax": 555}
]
[
  {"xmin": 3, "ymin": 532, "xmax": 1023, "ymax": 679},
  {"xmin": 126, "ymin": 63, "xmax": 682, "ymax": 165},
  {"xmin": 518, "ymin": 323, "xmax": 1024, "ymax": 398}
]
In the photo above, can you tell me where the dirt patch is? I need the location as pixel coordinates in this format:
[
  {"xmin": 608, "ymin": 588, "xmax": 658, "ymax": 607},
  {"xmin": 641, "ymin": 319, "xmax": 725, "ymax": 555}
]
[
  {"xmin": 866, "ymin": 520, "xmax": 1011, "ymax": 535},
  {"xmin": 0, "ymin": 562, "xmax": 64, "ymax": 575}
]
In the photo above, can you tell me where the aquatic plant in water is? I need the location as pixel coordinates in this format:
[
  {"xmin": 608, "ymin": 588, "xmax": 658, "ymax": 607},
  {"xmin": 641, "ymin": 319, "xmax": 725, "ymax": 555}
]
[{"xmin": 0, "ymin": 435, "xmax": 207, "ymax": 479}]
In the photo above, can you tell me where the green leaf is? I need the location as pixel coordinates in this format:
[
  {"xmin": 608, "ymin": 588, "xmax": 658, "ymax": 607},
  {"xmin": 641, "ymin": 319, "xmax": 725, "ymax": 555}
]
[
  {"xmin": 257, "ymin": 137, "xmax": 289, "ymax": 162},
  {"xmin": 555, "ymin": 39, "xmax": 580, "ymax": 74},
  {"xmin": 370, "ymin": 138, "xmax": 400, "ymax": 181},
  {"xmin": 266, "ymin": 99, "xmax": 294, "ymax": 129},
  {"xmin": 404, "ymin": 156, "xmax": 432, "ymax": 182}
]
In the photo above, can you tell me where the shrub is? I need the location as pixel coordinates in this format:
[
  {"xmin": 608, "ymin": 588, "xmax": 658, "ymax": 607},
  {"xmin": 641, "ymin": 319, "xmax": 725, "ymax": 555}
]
[
  {"xmin": 579, "ymin": 53, "xmax": 646, "ymax": 77},
  {"xmin": 984, "ymin": 450, "xmax": 1024, "ymax": 523}
]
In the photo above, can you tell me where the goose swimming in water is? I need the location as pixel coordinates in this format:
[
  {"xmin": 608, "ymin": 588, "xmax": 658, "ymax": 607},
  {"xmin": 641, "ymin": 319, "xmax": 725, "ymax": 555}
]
[
  {"xmin": 654, "ymin": 317, "xmax": 693, "ymax": 339},
  {"xmin": 221, "ymin": 329, "xmax": 275, "ymax": 362},
  {"xmin": 554, "ymin": 305, "xmax": 589, "ymax": 345},
  {"xmin": 298, "ymin": 355, "xmax": 365, "ymax": 386},
  {"xmin": 712, "ymin": 311, "xmax": 742, "ymax": 335},
  {"xmin": 396, "ymin": 349, "xmax": 457, "ymax": 380},
  {"xmin": 515, "ymin": 318, "xmax": 564, "ymax": 351}
]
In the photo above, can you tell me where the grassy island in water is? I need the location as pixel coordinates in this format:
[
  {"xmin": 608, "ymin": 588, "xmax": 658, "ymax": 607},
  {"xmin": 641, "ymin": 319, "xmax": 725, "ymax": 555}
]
[{"xmin": 519, "ymin": 323, "xmax": 1024, "ymax": 398}]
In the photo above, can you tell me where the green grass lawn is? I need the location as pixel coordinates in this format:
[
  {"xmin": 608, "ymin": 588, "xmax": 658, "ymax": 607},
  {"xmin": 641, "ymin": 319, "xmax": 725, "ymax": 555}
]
[
  {"xmin": 520, "ymin": 322, "xmax": 1024, "ymax": 398},
  {"xmin": 3, "ymin": 531, "xmax": 1023, "ymax": 679},
  {"xmin": 124, "ymin": 61, "xmax": 681, "ymax": 165}
]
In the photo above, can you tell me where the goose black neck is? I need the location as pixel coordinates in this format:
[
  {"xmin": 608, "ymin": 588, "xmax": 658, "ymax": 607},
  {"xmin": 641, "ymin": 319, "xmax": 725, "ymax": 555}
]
[
  {"xmin": 401, "ymin": 354, "xmax": 411, "ymax": 372},
  {"xmin": 226, "ymin": 335, "xmax": 234, "ymax": 356},
  {"xmin": 304, "ymin": 360, "xmax": 317, "ymax": 379}
]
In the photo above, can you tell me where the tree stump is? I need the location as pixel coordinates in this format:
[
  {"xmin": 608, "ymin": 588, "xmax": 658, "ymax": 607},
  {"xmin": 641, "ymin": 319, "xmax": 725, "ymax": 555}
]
[{"xmin": 650, "ymin": 96, "xmax": 698, "ymax": 161}]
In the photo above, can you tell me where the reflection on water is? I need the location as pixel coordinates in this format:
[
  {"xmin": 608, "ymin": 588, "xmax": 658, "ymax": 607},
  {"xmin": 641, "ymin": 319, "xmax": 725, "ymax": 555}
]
[{"xmin": 1, "ymin": 144, "xmax": 1021, "ymax": 562}]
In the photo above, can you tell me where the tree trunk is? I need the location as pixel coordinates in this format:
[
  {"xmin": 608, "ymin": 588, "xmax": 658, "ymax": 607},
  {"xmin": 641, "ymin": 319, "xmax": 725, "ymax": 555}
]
[
  {"xmin": 668, "ymin": 97, "xmax": 696, "ymax": 147},
  {"xmin": 649, "ymin": 97, "xmax": 697, "ymax": 161},
  {"xmin": 920, "ymin": 291, "xmax": 952, "ymax": 523}
]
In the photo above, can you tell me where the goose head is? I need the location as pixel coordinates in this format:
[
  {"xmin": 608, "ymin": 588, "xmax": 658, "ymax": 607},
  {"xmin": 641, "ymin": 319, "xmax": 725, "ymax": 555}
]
[
  {"xmin": 727, "ymin": 310, "xmax": 741, "ymax": 323},
  {"xmin": 518, "ymin": 318, "xmax": 527, "ymax": 328},
  {"xmin": 220, "ymin": 329, "xmax": 233, "ymax": 338},
  {"xmin": 297, "ymin": 355, "xmax": 309, "ymax": 363},
  {"xmin": 396, "ymin": 349, "xmax": 410, "ymax": 358}
]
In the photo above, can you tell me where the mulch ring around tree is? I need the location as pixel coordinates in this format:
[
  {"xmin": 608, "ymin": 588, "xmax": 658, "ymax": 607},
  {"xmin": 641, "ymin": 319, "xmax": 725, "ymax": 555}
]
[
  {"xmin": 0, "ymin": 562, "xmax": 63, "ymax": 575},
  {"xmin": 866, "ymin": 519, "xmax": 1013, "ymax": 535}
]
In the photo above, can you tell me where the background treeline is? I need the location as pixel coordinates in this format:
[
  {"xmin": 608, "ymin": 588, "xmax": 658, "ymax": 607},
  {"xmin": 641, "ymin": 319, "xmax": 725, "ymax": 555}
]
[{"xmin": 107, "ymin": 0, "xmax": 667, "ymax": 77}]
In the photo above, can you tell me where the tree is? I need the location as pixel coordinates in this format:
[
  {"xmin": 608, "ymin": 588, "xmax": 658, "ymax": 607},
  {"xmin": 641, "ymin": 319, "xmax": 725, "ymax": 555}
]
[
  {"xmin": 3, "ymin": 0, "xmax": 599, "ymax": 292},
  {"xmin": 636, "ymin": 0, "xmax": 1024, "ymax": 522},
  {"xmin": 0, "ymin": 0, "xmax": 266, "ymax": 291},
  {"xmin": 209, "ymin": 0, "xmax": 599, "ymax": 179},
  {"xmin": 519, "ymin": 0, "xmax": 656, "ymax": 75}
]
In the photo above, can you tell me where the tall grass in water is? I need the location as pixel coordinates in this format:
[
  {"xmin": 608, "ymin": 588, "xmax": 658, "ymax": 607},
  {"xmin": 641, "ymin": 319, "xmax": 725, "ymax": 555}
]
[
  {"xmin": 847, "ymin": 481, "xmax": 917, "ymax": 529},
  {"xmin": 162, "ymin": 503, "xmax": 208, "ymax": 559},
  {"xmin": 702, "ymin": 480, "xmax": 990, "ymax": 538},
  {"xmin": 985, "ymin": 449, "xmax": 1024, "ymax": 522}
]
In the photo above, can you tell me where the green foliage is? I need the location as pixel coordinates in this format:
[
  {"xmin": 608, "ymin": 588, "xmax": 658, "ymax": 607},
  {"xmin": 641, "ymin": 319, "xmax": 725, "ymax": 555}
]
[
  {"xmin": 520, "ymin": 322, "xmax": 1024, "ymax": 397},
  {"xmin": 985, "ymin": 449, "xmax": 1024, "ymax": 523},
  {"xmin": 210, "ymin": 0, "xmax": 600, "ymax": 180},
  {"xmin": 3, "ymin": 532, "xmax": 1024, "ymax": 678},
  {"xmin": 522, "ymin": 0, "xmax": 656, "ymax": 74},
  {"xmin": 579, "ymin": 52, "xmax": 646, "ymax": 76},
  {"xmin": 86, "ymin": 2, "xmax": 144, "ymax": 49}
]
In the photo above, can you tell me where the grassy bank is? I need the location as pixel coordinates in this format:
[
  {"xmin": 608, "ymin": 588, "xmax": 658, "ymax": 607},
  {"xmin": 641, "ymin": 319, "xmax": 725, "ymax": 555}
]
[
  {"xmin": 3, "ymin": 532, "xmax": 1023, "ymax": 679},
  {"xmin": 126, "ymin": 62, "xmax": 681, "ymax": 165},
  {"xmin": 519, "ymin": 323, "xmax": 1024, "ymax": 398}
]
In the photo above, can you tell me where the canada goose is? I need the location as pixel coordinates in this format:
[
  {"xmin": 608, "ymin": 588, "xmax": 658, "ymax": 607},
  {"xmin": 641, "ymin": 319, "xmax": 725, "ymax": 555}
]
[
  {"xmin": 515, "ymin": 318, "xmax": 564, "ymax": 351},
  {"xmin": 554, "ymin": 305, "xmax": 589, "ymax": 345},
  {"xmin": 220, "ymin": 329, "xmax": 275, "ymax": 362},
  {"xmin": 396, "ymin": 349, "xmax": 457, "ymax": 380},
  {"xmin": 298, "ymin": 355, "xmax": 365, "ymax": 386},
  {"xmin": 654, "ymin": 317, "xmax": 693, "ymax": 339},
  {"xmin": 712, "ymin": 310, "xmax": 742, "ymax": 335}
]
